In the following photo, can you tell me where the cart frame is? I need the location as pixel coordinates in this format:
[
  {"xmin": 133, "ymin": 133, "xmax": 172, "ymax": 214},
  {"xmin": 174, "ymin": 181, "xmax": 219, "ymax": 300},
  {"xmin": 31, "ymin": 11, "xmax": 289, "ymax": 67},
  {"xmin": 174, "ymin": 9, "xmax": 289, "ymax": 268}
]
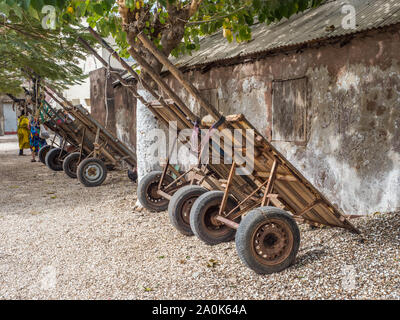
[
  {"xmin": 85, "ymin": 28, "xmax": 361, "ymax": 273},
  {"xmin": 37, "ymin": 82, "xmax": 137, "ymax": 186}
]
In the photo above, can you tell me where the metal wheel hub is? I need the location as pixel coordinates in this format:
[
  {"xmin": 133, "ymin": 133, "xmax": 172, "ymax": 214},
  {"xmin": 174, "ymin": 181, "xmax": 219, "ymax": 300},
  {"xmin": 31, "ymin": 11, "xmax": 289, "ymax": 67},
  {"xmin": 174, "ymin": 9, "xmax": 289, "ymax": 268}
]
[
  {"xmin": 146, "ymin": 180, "xmax": 167, "ymax": 204},
  {"xmin": 205, "ymin": 207, "xmax": 223, "ymax": 229},
  {"xmin": 55, "ymin": 155, "xmax": 63, "ymax": 165},
  {"xmin": 69, "ymin": 159, "xmax": 78, "ymax": 172},
  {"xmin": 253, "ymin": 220, "xmax": 293, "ymax": 265},
  {"xmin": 84, "ymin": 163, "xmax": 103, "ymax": 182},
  {"xmin": 209, "ymin": 212, "xmax": 224, "ymax": 227},
  {"xmin": 181, "ymin": 197, "xmax": 195, "ymax": 224}
]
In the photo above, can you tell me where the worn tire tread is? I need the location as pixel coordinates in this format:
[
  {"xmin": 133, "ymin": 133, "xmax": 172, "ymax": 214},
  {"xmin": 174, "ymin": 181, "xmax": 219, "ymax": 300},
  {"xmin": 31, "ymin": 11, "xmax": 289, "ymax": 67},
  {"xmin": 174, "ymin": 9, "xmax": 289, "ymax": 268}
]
[
  {"xmin": 235, "ymin": 207, "xmax": 300, "ymax": 274},
  {"xmin": 168, "ymin": 185, "xmax": 208, "ymax": 236}
]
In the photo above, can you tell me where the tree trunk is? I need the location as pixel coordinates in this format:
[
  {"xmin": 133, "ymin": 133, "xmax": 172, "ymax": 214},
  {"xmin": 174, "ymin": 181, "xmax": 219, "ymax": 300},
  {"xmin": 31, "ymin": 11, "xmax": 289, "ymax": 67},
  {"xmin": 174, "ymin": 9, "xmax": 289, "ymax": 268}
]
[{"xmin": 117, "ymin": 0, "xmax": 197, "ymax": 200}]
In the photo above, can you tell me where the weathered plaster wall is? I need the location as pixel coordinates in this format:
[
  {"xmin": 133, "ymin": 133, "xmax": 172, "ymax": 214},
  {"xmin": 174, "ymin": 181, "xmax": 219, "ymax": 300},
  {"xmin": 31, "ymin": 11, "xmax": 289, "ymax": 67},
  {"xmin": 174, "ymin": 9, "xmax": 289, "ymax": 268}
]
[
  {"xmin": 89, "ymin": 68, "xmax": 137, "ymax": 154},
  {"xmin": 113, "ymin": 84, "xmax": 137, "ymax": 152},
  {"xmin": 135, "ymin": 88, "xmax": 163, "ymax": 183},
  {"xmin": 163, "ymin": 26, "xmax": 400, "ymax": 215},
  {"xmin": 0, "ymin": 102, "xmax": 4, "ymax": 136},
  {"xmin": 90, "ymin": 68, "xmax": 116, "ymax": 130}
]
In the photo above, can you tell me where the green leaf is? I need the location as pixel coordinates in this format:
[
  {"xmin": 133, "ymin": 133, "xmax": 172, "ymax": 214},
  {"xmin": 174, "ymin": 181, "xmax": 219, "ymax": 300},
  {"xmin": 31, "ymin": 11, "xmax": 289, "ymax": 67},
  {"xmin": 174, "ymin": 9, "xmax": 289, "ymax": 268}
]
[
  {"xmin": 20, "ymin": 0, "xmax": 30, "ymax": 11},
  {"xmin": 0, "ymin": 2, "xmax": 10, "ymax": 15},
  {"xmin": 93, "ymin": 3, "xmax": 103, "ymax": 16},
  {"xmin": 125, "ymin": 0, "xmax": 134, "ymax": 9},
  {"xmin": 12, "ymin": 3, "xmax": 23, "ymax": 19},
  {"xmin": 243, "ymin": 13, "xmax": 254, "ymax": 26},
  {"xmin": 30, "ymin": 0, "xmax": 43, "ymax": 12},
  {"xmin": 27, "ymin": 5, "xmax": 39, "ymax": 20},
  {"xmin": 299, "ymin": 0, "xmax": 310, "ymax": 11}
]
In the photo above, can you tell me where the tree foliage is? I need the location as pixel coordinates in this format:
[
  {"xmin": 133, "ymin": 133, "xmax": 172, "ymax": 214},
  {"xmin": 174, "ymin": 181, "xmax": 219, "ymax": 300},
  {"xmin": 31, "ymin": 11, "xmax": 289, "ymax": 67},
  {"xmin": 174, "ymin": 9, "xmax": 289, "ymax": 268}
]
[
  {"xmin": 0, "ymin": 1, "xmax": 95, "ymax": 94},
  {"xmin": 1, "ymin": 0, "xmax": 324, "ymax": 92}
]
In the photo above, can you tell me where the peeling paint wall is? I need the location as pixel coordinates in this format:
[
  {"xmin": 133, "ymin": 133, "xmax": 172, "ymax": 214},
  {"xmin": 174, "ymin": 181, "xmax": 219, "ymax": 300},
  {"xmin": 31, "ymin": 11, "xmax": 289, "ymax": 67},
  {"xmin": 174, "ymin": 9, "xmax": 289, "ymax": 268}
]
[
  {"xmin": 89, "ymin": 68, "xmax": 137, "ymax": 155},
  {"xmin": 162, "ymin": 27, "xmax": 400, "ymax": 215},
  {"xmin": 89, "ymin": 27, "xmax": 400, "ymax": 215},
  {"xmin": 0, "ymin": 101, "xmax": 4, "ymax": 136},
  {"xmin": 113, "ymin": 84, "xmax": 137, "ymax": 152}
]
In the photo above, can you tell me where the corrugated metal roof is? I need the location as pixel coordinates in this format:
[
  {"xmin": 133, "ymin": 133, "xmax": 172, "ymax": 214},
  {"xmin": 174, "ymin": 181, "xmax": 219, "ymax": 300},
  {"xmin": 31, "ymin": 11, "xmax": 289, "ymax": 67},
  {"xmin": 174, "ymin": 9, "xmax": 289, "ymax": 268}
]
[{"xmin": 171, "ymin": 0, "xmax": 400, "ymax": 69}]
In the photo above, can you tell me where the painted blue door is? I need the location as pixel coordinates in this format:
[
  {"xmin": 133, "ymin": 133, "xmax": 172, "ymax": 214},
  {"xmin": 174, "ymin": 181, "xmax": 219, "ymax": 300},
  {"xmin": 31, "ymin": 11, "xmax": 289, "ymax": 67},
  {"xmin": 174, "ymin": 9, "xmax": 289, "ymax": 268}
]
[{"xmin": 3, "ymin": 103, "xmax": 17, "ymax": 134}]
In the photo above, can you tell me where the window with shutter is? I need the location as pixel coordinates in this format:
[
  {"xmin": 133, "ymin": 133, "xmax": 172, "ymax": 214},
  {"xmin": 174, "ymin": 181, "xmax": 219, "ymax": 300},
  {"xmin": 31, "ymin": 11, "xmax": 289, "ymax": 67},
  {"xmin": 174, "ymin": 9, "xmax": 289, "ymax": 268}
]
[{"xmin": 272, "ymin": 77, "xmax": 308, "ymax": 143}]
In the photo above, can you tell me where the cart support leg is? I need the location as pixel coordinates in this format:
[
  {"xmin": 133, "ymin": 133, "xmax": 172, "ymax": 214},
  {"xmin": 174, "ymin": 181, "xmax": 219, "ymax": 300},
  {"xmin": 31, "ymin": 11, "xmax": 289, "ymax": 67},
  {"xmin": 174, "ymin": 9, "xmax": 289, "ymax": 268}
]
[
  {"xmin": 158, "ymin": 137, "xmax": 178, "ymax": 190},
  {"xmin": 163, "ymin": 167, "xmax": 194, "ymax": 190},
  {"xmin": 57, "ymin": 139, "xmax": 66, "ymax": 161},
  {"xmin": 261, "ymin": 159, "xmax": 279, "ymax": 207},
  {"xmin": 50, "ymin": 134, "xmax": 56, "ymax": 148},
  {"xmin": 93, "ymin": 127, "xmax": 100, "ymax": 158},
  {"xmin": 158, "ymin": 157, "xmax": 170, "ymax": 190},
  {"xmin": 219, "ymin": 162, "xmax": 236, "ymax": 216},
  {"xmin": 78, "ymin": 127, "xmax": 86, "ymax": 163}
]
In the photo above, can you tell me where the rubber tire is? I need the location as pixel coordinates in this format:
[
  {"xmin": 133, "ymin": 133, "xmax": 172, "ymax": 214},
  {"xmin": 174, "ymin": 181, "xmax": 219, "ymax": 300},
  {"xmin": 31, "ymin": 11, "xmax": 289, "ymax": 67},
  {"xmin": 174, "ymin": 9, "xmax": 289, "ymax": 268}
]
[
  {"xmin": 45, "ymin": 148, "xmax": 67, "ymax": 171},
  {"xmin": 63, "ymin": 152, "xmax": 81, "ymax": 179},
  {"xmin": 77, "ymin": 158, "xmax": 107, "ymax": 187},
  {"xmin": 137, "ymin": 171, "xmax": 174, "ymax": 212},
  {"xmin": 38, "ymin": 145, "xmax": 52, "ymax": 164},
  {"xmin": 235, "ymin": 207, "xmax": 300, "ymax": 274},
  {"xmin": 190, "ymin": 191, "xmax": 240, "ymax": 245},
  {"xmin": 168, "ymin": 185, "xmax": 208, "ymax": 236}
]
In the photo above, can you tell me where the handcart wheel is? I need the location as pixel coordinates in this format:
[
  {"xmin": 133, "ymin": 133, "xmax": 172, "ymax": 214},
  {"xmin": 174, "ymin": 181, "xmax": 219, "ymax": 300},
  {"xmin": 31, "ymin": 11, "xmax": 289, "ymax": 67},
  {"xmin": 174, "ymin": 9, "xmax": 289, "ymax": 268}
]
[
  {"xmin": 45, "ymin": 148, "xmax": 68, "ymax": 171},
  {"xmin": 137, "ymin": 171, "xmax": 174, "ymax": 212},
  {"xmin": 38, "ymin": 145, "xmax": 52, "ymax": 164},
  {"xmin": 77, "ymin": 158, "xmax": 107, "ymax": 187},
  {"xmin": 63, "ymin": 152, "xmax": 82, "ymax": 179},
  {"xmin": 168, "ymin": 185, "xmax": 208, "ymax": 236},
  {"xmin": 235, "ymin": 207, "xmax": 300, "ymax": 274},
  {"xmin": 190, "ymin": 191, "xmax": 240, "ymax": 245}
]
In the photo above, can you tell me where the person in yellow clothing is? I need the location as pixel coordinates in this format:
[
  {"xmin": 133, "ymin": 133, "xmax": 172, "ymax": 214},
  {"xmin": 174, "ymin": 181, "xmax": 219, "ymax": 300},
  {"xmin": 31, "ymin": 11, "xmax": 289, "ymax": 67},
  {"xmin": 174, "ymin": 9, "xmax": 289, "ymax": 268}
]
[{"xmin": 17, "ymin": 110, "xmax": 30, "ymax": 156}]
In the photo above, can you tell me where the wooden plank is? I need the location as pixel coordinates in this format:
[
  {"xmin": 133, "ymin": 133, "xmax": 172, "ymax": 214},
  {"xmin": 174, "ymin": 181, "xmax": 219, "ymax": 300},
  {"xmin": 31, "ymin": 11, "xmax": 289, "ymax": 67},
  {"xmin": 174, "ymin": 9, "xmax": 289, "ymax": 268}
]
[{"xmin": 138, "ymin": 33, "xmax": 221, "ymax": 122}]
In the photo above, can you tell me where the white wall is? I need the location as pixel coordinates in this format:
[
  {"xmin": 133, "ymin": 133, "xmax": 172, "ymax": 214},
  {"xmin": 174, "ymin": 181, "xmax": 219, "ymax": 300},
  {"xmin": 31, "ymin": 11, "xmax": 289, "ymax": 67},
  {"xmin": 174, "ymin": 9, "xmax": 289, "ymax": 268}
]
[
  {"xmin": 0, "ymin": 102, "xmax": 4, "ymax": 136},
  {"xmin": 0, "ymin": 97, "xmax": 17, "ymax": 135},
  {"xmin": 3, "ymin": 103, "xmax": 17, "ymax": 133}
]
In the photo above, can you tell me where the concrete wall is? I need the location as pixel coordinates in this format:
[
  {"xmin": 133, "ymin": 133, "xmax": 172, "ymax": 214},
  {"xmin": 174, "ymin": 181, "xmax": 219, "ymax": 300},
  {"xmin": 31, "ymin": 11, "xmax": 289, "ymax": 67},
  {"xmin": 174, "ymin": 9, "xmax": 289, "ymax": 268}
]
[{"xmin": 161, "ymin": 26, "xmax": 400, "ymax": 215}]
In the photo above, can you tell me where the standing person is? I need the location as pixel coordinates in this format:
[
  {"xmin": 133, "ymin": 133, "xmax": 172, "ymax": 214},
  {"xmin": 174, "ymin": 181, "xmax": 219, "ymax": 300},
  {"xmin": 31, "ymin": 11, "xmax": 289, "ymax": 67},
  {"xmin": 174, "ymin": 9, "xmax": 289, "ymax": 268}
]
[
  {"xmin": 17, "ymin": 110, "xmax": 30, "ymax": 156},
  {"xmin": 29, "ymin": 117, "xmax": 47, "ymax": 162}
]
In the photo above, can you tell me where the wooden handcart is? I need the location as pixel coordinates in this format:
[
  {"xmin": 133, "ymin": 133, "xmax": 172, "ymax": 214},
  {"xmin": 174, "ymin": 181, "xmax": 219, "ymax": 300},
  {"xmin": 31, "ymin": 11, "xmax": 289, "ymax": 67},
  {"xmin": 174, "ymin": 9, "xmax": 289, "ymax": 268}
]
[
  {"xmin": 38, "ymin": 85, "xmax": 137, "ymax": 187},
  {"xmin": 86, "ymin": 29, "xmax": 360, "ymax": 274}
]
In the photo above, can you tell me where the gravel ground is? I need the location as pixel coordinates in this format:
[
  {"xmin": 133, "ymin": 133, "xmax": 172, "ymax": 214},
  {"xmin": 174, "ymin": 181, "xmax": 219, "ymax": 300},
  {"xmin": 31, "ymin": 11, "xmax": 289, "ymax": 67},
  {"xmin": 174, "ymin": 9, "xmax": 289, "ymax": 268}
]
[{"xmin": 0, "ymin": 136, "xmax": 399, "ymax": 300}]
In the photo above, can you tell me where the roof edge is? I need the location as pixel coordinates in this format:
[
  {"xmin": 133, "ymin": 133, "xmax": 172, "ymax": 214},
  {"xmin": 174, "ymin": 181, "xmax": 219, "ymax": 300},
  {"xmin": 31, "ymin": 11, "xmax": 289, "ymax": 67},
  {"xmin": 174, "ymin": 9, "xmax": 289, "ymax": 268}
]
[{"xmin": 165, "ymin": 22, "xmax": 400, "ymax": 75}]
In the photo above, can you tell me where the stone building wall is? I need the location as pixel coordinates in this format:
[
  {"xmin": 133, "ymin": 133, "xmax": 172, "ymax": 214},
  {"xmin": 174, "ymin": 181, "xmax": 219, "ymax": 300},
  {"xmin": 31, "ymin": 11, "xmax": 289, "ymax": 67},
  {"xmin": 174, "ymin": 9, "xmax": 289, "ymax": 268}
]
[
  {"xmin": 89, "ymin": 68, "xmax": 137, "ymax": 154},
  {"xmin": 162, "ymin": 26, "xmax": 400, "ymax": 215},
  {"xmin": 90, "ymin": 25, "xmax": 400, "ymax": 215}
]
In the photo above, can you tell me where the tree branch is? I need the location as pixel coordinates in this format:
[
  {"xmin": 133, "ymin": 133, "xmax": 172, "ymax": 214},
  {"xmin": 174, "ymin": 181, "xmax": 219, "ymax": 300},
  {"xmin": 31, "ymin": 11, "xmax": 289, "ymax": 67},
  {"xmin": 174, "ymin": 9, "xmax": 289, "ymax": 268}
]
[{"xmin": 188, "ymin": 0, "xmax": 204, "ymax": 17}]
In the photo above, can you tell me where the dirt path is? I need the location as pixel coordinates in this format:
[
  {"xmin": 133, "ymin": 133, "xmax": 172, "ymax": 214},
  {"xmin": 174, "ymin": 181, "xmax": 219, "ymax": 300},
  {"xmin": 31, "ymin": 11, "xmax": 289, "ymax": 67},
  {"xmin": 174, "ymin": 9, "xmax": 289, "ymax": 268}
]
[{"xmin": 0, "ymin": 136, "xmax": 399, "ymax": 299}]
